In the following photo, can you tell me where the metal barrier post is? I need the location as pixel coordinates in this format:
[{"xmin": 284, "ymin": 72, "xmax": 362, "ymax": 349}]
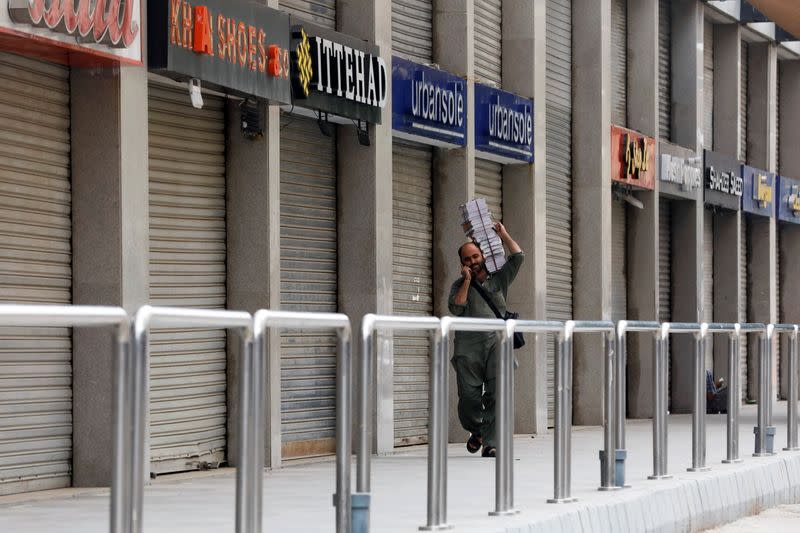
[
  {"xmin": 548, "ymin": 320, "xmax": 617, "ymax": 503},
  {"xmin": 131, "ymin": 306, "xmax": 253, "ymax": 533},
  {"xmin": 754, "ymin": 325, "xmax": 775, "ymax": 456},
  {"xmin": 690, "ymin": 324, "xmax": 709, "ymax": 472},
  {"xmin": 648, "ymin": 324, "xmax": 671, "ymax": 479},
  {"xmin": 783, "ymin": 325, "xmax": 800, "ymax": 451},
  {"xmin": 253, "ymin": 310, "xmax": 352, "ymax": 533},
  {"xmin": 723, "ymin": 325, "xmax": 742, "ymax": 464},
  {"xmin": 0, "ymin": 305, "xmax": 132, "ymax": 533},
  {"xmin": 615, "ymin": 321, "xmax": 661, "ymax": 486}
]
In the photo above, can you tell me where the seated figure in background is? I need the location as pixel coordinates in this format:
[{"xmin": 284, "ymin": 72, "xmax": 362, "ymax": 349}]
[{"xmin": 706, "ymin": 369, "xmax": 728, "ymax": 414}]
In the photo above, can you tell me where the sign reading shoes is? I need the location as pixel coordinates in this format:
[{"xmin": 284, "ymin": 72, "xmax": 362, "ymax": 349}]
[
  {"xmin": 148, "ymin": 0, "xmax": 291, "ymax": 103},
  {"xmin": 2, "ymin": 0, "xmax": 142, "ymax": 63},
  {"xmin": 703, "ymin": 150, "xmax": 742, "ymax": 210},
  {"xmin": 290, "ymin": 20, "xmax": 386, "ymax": 124},
  {"xmin": 474, "ymin": 84, "xmax": 533, "ymax": 164},
  {"xmin": 392, "ymin": 56, "xmax": 466, "ymax": 147}
]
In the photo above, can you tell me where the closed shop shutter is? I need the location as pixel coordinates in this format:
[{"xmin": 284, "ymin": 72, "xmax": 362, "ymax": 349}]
[
  {"xmin": 703, "ymin": 209, "xmax": 714, "ymax": 369},
  {"xmin": 392, "ymin": 0, "xmax": 433, "ymax": 64},
  {"xmin": 611, "ymin": 200, "xmax": 627, "ymax": 322},
  {"xmin": 658, "ymin": 0, "xmax": 671, "ymax": 141},
  {"xmin": 392, "ymin": 140, "xmax": 433, "ymax": 447},
  {"xmin": 0, "ymin": 52, "xmax": 71, "ymax": 495},
  {"xmin": 611, "ymin": 0, "xmax": 627, "ymax": 126},
  {"xmin": 474, "ymin": 0, "xmax": 502, "ymax": 86},
  {"xmin": 148, "ymin": 81, "xmax": 227, "ymax": 473},
  {"xmin": 280, "ymin": 115, "xmax": 338, "ymax": 458},
  {"xmin": 776, "ymin": 66, "xmax": 780, "ymax": 174},
  {"xmin": 475, "ymin": 159, "xmax": 503, "ymax": 222},
  {"xmin": 279, "ymin": 0, "xmax": 335, "ymax": 29},
  {"xmin": 659, "ymin": 199, "xmax": 672, "ymax": 405},
  {"xmin": 545, "ymin": 0, "xmax": 573, "ymax": 426},
  {"xmin": 740, "ymin": 217, "xmax": 748, "ymax": 400},
  {"xmin": 740, "ymin": 42, "xmax": 748, "ymax": 162},
  {"xmin": 774, "ymin": 224, "xmax": 780, "ymax": 398},
  {"xmin": 703, "ymin": 20, "xmax": 714, "ymax": 150}
]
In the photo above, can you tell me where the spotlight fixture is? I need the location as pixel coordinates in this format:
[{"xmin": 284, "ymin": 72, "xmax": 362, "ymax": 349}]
[
  {"xmin": 356, "ymin": 120, "xmax": 370, "ymax": 147},
  {"xmin": 317, "ymin": 111, "xmax": 332, "ymax": 137}
]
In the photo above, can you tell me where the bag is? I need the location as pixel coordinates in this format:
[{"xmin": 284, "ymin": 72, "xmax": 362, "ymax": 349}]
[{"xmin": 470, "ymin": 281, "xmax": 526, "ymax": 350}]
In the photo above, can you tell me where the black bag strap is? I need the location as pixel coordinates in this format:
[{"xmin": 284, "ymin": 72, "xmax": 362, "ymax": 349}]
[{"xmin": 470, "ymin": 279, "xmax": 504, "ymax": 319}]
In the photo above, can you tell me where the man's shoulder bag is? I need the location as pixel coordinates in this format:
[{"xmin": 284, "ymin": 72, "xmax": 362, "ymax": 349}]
[{"xmin": 470, "ymin": 281, "xmax": 526, "ymax": 349}]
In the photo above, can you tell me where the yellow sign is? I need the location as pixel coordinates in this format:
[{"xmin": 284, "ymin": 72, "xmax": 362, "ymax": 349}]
[
  {"xmin": 754, "ymin": 174, "xmax": 773, "ymax": 207},
  {"xmin": 295, "ymin": 28, "xmax": 312, "ymax": 97},
  {"xmin": 791, "ymin": 186, "xmax": 800, "ymax": 215},
  {"xmin": 624, "ymin": 133, "xmax": 650, "ymax": 177}
]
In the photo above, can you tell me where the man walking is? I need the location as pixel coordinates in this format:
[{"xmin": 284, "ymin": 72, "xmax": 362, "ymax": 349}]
[{"xmin": 448, "ymin": 222, "xmax": 523, "ymax": 457}]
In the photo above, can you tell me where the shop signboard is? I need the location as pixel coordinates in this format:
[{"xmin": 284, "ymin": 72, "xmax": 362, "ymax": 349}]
[
  {"xmin": 289, "ymin": 19, "xmax": 386, "ymax": 124},
  {"xmin": 658, "ymin": 142, "xmax": 702, "ymax": 201},
  {"xmin": 703, "ymin": 150, "xmax": 742, "ymax": 210},
  {"xmin": 149, "ymin": 0, "xmax": 291, "ymax": 104},
  {"xmin": 392, "ymin": 56, "xmax": 466, "ymax": 147},
  {"xmin": 474, "ymin": 83, "xmax": 533, "ymax": 164},
  {"xmin": 611, "ymin": 125, "xmax": 656, "ymax": 190},
  {"xmin": 741, "ymin": 165, "xmax": 775, "ymax": 217},
  {"xmin": 777, "ymin": 175, "xmax": 800, "ymax": 224},
  {"xmin": 0, "ymin": 0, "xmax": 142, "ymax": 64}
]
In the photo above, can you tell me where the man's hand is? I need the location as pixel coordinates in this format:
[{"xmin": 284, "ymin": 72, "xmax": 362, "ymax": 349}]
[
  {"xmin": 461, "ymin": 265, "xmax": 472, "ymax": 282},
  {"xmin": 494, "ymin": 221, "xmax": 522, "ymax": 254}
]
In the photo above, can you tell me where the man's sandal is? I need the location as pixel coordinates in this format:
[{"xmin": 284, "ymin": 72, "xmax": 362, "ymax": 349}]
[
  {"xmin": 466, "ymin": 434, "xmax": 483, "ymax": 454},
  {"xmin": 481, "ymin": 446, "xmax": 496, "ymax": 458}
]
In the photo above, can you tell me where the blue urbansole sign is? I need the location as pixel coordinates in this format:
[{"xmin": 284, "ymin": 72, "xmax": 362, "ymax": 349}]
[
  {"xmin": 392, "ymin": 56, "xmax": 466, "ymax": 147},
  {"xmin": 474, "ymin": 83, "xmax": 533, "ymax": 164}
]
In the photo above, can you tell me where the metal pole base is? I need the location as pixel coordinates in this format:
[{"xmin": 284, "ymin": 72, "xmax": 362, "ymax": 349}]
[
  {"xmin": 488, "ymin": 509, "xmax": 520, "ymax": 517},
  {"xmin": 721, "ymin": 459, "xmax": 744, "ymax": 464},
  {"xmin": 686, "ymin": 467, "xmax": 711, "ymax": 472},
  {"xmin": 598, "ymin": 485, "xmax": 623, "ymax": 492},
  {"xmin": 783, "ymin": 447, "xmax": 800, "ymax": 451},
  {"xmin": 419, "ymin": 524, "xmax": 454, "ymax": 531},
  {"xmin": 752, "ymin": 452, "xmax": 775, "ymax": 457},
  {"xmin": 647, "ymin": 475, "xmax": 673, "ymax": 480},
  {"xmin": 547, "ymin": 498, "xmax": 578, "ymax": 504}
]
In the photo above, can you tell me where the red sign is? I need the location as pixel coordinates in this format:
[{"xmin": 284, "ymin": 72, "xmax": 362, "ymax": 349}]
[
  {"xmin": 0, "ymin": 0, "xmax": 142, "ymax": 64},
  {"xmin": 611, "ymin": 125, "xmax": 656, "ymax": 190}
]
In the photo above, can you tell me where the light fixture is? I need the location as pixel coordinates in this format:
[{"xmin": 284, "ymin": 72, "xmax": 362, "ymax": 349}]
[
  {"xmin": 188, "ymin": 78, "xmax": 203, "ymax": 109},
  {"xmin": 317, "ymin": 111, "xmax": 332, "ymax": 137},
  {"xmin": 241, "ymin": 99, "xmax": 263, "ymax": 139},
  {"xmin": 355, "ymin": 120, "xmax": 370, "ymax": 147}
]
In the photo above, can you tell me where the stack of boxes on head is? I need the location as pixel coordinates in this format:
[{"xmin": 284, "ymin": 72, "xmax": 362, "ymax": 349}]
[{"xmin": 459, "ymin": 198, "xmax": 506, "ymax": 273}]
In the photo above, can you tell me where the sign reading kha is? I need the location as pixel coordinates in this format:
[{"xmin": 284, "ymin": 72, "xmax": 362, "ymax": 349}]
[{"xmin": 611, "ymin": 125, "xmax": 656, "ymax": 190}]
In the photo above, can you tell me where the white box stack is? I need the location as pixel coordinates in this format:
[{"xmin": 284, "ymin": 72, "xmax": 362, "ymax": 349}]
[{"xmin": 458, "ymin": 198, "xmax": 506, "ymax": 273}]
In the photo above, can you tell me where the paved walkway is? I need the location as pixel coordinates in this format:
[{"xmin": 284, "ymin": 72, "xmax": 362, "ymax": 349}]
[{"xmin": 2, "ymin": 404, "xmax": 800, "ymax": 532}]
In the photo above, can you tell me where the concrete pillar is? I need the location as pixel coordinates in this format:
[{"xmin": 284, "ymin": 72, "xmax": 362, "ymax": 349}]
[
  {"xmin": 746, "ymin": 43, "xmax": 779, "ymax": 399},
  {"xmin": 779, "ymin": 61, "xmax": 800, "ymax": 398},
  {"xmin": 501, "ymin": 0, "xmax": 547, "ymax": 433},
  {"xmin": 71, "ymin": 67, "xmax": 150, "ymax": 486},
  {"xmin": 711, "ymin": 24, "xmax": 742, "ymax": 380},
  {"xmin": 225, "ymin": 99, "xmax": 281, "ymax": 467},
  {"xmin": 337, "ymin": 0, "xmax": 394, "ymax": 452},
  {"xmin": 668, "ymin": 0, "xmax": 704, "ymax": 413},
  {"xmin": 433, "ymin": 0, "xmax": 477, "ymax": 442},
  {"xmin": 572, "ymin": 0, "xmax": 612, "ymax": 424},
  {"xmin": 625, "ymin": 0, "xmax": 659, "ymax": 419}
]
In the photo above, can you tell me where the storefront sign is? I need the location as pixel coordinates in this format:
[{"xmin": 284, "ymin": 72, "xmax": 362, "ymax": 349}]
[
  {"xmin": 703, "ymin": 150, "xmax": 742, "ymax": 210},
  {"xmin": 659, "ymin": 150, "xmax": 702, "ymax": 200},
  {"xmin": 0, "ymin": 0, "xmax": 142, "ymax": 64},
  {"xmin": 148, "ymin": 0, "xmax": 291, "ymax": 103},
  {"xmin": 777, "ymin": 175, "xmax": 800, "ymax": 224},
  {"xmin": 289, "ymin": 20, "xmax": 386, "ymax": 124},
  {"xmin": 474, "ymin": 83, "xmax": 533, "ymax": 164},
  {"xmin": 611, "ymin": 125, "xmax": 656, "ymax": 189},
  {"xmin": 741, "ymin": 165, "xmax": 775, "ymax": 217},
  {"xmin": 392, "ymin": 56, "xmax": 465, "ymax": 147}
]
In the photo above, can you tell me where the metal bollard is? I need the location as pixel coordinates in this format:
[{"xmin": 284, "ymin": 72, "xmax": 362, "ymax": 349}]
[
  {"xmin": 723, "ymin": 327, "xmax": 742, "ymax": 464},
  {"xmin": 648, "ymin": 324, "xmax": 671, "ymax": 480},
  {"xmin": 754, "ymin": 325, "xmax": 776, "ymax": 456},
  {"xmin": 783, "ymin": 325, "xmax": 800, "ymax": 451}
]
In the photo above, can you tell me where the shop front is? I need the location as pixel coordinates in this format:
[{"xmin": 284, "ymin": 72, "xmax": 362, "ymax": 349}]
[
  {"xmin": 390, "ymin": 57, "xmax": 465, "ymax": 448},
  {"xmin": 148, "ymin": 0, "xmax": 291, "ymax": 472},
  {"xmin": 777, "ymin": 175, "xmax": 800, "ymax": 396},
  {"xmin": 0, "ymin": 0, "xmax": 142, "ymax": 494}
]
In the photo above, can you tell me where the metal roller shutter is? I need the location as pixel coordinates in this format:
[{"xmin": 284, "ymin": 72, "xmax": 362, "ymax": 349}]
[
  {"xmin": 611, "ymin": 0, "xmax": 627, "ymax": 126},
  {"xmin": 0, "ymin": 52, "xmax": 71, "ymax": 495},
  {"xmin": 545, "ymin": 0, "xmax": 573, "ymax": 426},
  {"xmin": 148, "ymin": 82, "xmax": 227, "ymax": 473},
  {"xmin": 392, "ymin": 0, "xmax": 433, "ymax": 64},
  {"xmin": 703, "ymin": 20, "xmax": 714, "ymax": 150},
  {"xmin": 475, "ymin": 159, "xmax": 503, "ymax": 222},
  {"xmin": 392, "ymin": 140, "xmax": 433, "ymax": 446},
  {"xmin": 611, "ymin": 200, "xmax": 627, "ymax": 322},
  {"xmin": 703, "ymin": 209, "xmax": 714, "ymax": 369},
  {"xmin": 740, "ymin": 217, "xmax": 748, "ymax": 400},
  {"xmin": 279, "ymin": 0, "xmax": 335, "ymax": 29},
  {"xmin": 658, "ymin": 0, "xmax": 671, "ymax": 141},
  {"xmin": 776, "ymin": 66, "xmax": 780, "ymax": 174},
  {"xmin": 474, "ymin": 0, "xmax": 502, "ymax": 87},
  {"xmin": 280, "ymin": 115, "xmax": 338, "ymax": 458},
  {"xmin": 775, "ymin": 223, "xmax": 780, "ymax": 399},
  {"xmin": 659, "ymin": 199, "xmax": 672, "ymax": 406},
  {"xmin": 740, "ymin": 42, "xmax": 748, "ymax": 163}
]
